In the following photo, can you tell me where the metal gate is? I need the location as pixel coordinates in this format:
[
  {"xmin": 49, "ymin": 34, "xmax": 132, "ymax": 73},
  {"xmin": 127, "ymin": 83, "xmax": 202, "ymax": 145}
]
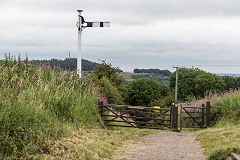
[
  {"xmin": 99, "ymin": 101, "xmax": 212, "ymax": 130},
  {"xmin": 99, "ymin": 104, "xmax": 173, "ymax": 129},
  {"xmin": 180, "ymin": 104, "xmax": 206, "ymax": 129}
]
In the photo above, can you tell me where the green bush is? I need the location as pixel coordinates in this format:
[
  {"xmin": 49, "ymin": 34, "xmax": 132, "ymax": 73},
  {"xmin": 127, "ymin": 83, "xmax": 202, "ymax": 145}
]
[
  {"xmin": 170, "ymin": 68, "xmax": 225, "ymax": 101},
  {"xmin": 126, "ymin": 78, "xmax": 169, "ymax": 106},
  {"xmin": 149, "ymin": 95, "xmax": 175, "ymax": 108},
  {"xmin": 92, "ymin": 61, "xmax": 125, "ymax": 104},
  {"xmin": 97, "ymin": 77, "xmax": 124, "ymax": 104},
  {"xmin": 92, "ymin": 60, "xmax": 123, "ymax": 87}
]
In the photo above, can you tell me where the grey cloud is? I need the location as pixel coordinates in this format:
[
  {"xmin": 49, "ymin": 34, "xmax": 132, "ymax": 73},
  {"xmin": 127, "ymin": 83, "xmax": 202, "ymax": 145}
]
[
  {"xmin": 1, "ymin": 0, "xmax": 240, "ymax": 73},
  {"xmin": 3, "ymin": 0, "xmax": 240, "ymax": 24}
]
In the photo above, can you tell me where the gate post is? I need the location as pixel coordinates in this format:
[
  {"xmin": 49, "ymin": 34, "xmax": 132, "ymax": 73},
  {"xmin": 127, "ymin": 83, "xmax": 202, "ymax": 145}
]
[
  {"xmin": 206, "ymin": 101, "xmax": 211, "ymax": 127},
  {"xmin": 201, "ymin": 104, "xmax": 205, "ymax": 128},
  {"xmin": 98, "ymin": 100, "xmax": 103, "ymax": 117},
  {"xmin": 180, "ymin": 104, "xmax": 183, "ymax": 131},
  {"xmin": 171, "ymin": 103, "xmax": 178, "ymax": 131}
]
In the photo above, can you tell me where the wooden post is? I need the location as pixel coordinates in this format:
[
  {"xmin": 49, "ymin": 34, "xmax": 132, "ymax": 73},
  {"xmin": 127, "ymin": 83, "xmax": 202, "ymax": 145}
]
[
  {"xmin": 98, "ymin": 100, "xmax": 103, "ymax": 117},
  {"xmin": 180, "ymin": 104, "xmax": 182, "ymax": 130},
  {"xmin": 206, "ymin": 101, "xmax": 211, "ymax": 127},
  {"xmin": 201, "ymin": 104, "xmax": 205, "ymax": 128},
  {"xmin": 173, "ymin": 66, "xmax": 179, "ymax": 101},
  {"xmin": 171, "ymin": 103, "xmax": 178, "ymax": 131}
]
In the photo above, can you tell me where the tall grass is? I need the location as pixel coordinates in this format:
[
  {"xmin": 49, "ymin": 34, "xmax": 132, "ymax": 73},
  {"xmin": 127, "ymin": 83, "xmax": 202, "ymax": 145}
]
[
  {"xmin": 185, "ymin": 89, "xmax": 240, "ymax": 124},
  {"xmin": 212, "ymin": 90, "xmax": 240, "ymax": 123},
  {"xmin": 0, "ymin": 56, "xmax": 101, "ymax": 159},
  {"xmin": 193, "ymin": 89, "xmax": 240, "ymax": 159}
]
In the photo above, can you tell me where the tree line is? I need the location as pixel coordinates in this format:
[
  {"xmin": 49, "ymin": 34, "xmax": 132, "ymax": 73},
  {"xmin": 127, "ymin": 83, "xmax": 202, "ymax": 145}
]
[
  {"xmin": 93, "ymin": 62, "xmax": 174, "ymax": 107},
  {"xmin": 170, "ymin": 68, "xmax": 240, "ymax": 101},
  {"xmin": 134, "ymin": 68, "xmax": 171, "ymax": 76},
  {"xmin": 94, "ymin": 63, "xmax": 240, "ymax": 107},
  {"xmin": 30, "ymin": 58, "xmax": 99, "ymax": 71}
]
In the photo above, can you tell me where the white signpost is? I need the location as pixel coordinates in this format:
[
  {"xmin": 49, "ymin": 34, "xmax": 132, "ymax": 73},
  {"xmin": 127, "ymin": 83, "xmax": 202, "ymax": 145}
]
[{"xmin": 77, "ymin": 10, "xmax": 110, "ymax": 77}]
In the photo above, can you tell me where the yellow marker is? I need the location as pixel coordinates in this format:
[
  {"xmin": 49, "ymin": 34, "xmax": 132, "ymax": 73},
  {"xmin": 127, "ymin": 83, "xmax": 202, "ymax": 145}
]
[{"xmin": 153, "ymin": 106, "xmax": 160, "ymax": 112}]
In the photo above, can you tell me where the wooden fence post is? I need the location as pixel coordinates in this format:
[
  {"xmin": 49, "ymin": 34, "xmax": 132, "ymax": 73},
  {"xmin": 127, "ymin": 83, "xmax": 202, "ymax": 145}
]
[
  {"xmin": 171, "ymin": 103, "xmax": 178, "ymax": 131},
  {"xmin": 98, "ymin": 100, "xmax": 103, "ymax": 117},
  {"xmin": 206, "ymin": 101, "xmax": 211, "ymax": 127},
  {"xmin": 180, "ymin": 104, "xmax": 182, "ymax": 131},
  {"xmin": 201, "ymin": 104, "xmax": 205, "ymax": 128}
]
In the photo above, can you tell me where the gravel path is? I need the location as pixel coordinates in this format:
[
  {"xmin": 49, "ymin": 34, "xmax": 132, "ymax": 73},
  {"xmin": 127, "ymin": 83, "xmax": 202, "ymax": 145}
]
[{"xmin": 114, "ymin": 131, "xmax": 205, "ymax": 160}]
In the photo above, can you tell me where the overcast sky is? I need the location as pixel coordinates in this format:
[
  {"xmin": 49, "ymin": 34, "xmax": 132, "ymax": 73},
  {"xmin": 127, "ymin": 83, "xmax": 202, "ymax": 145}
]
[{"xmin": 1, "ymin": 0, "xmax": 240, "ymax": 73}]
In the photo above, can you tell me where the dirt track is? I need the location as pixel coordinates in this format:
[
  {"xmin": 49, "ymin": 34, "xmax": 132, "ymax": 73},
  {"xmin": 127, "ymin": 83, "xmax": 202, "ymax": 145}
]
[{"xmin": 114, "ymin": 131, "xmax": 204, "ymax": 160}]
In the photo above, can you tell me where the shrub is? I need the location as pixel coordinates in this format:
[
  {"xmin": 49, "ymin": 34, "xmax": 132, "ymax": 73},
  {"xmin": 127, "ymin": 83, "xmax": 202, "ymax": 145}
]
[
  {"xmin": 149, "ymin": 95, "xmax": 175, "ymax": 108},
  {"xmin": 97, "ymin": 77, "xmax": 124, "ymax": 104},
  {"xmin": 126, "ymin": 78, "xmax": 169, "ymax": 106},
  {"xmin": 92, "ymin": 60, "xmax": 123, "ymax": 87},
  {"xmin": 170, "ymin": 68, "xmax": 225, "ymax": 101},
  {"xmin": 92, "ymin": 61, "xmax": 125, "ymax": 104}
]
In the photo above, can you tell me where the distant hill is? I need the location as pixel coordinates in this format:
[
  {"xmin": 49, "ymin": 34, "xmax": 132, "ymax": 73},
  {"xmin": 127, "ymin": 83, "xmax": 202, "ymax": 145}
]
[
  {"xmin": 30, "ymin": 58, "xmax": 99, "ymax": 71},
  {"xmin": 134, "ymin": 68, "xmax": 171, "ymax": 76}
]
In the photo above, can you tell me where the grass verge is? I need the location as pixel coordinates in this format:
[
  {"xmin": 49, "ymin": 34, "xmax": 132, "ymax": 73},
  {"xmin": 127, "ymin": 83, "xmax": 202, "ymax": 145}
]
[
  {"xmin": 196, "ymin": 123, "xmax": 240, "ymax": 160},
  {"xmin": 35, "ymin": 127, "xmax": 158, "ymax": 160}
]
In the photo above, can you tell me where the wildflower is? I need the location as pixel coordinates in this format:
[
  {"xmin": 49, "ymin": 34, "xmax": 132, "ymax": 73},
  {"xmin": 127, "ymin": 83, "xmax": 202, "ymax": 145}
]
[
  {"xmin": 68, "ymin": 71, "xmax": 71, "ymax": 76},
  {"xmin": 204, "ymin": 91, "xmax": 207, "ymax": 97},
  {"xmin": 25, "ymin": 55, "xmax": 29, "ymax": 62},
  {"xmin": 107, "ymin": 106, "xmax": 113, "ymax": 110},
  {"xmin": 17, "ymin": 84, "xmax": 21, "ymax": 90},
  {"xmin": 42, "ymin": 63, "xmax": 47, "ymax": 69},
  {"xmin": 91, "ymin": 82, "xmax": 94, "ymax": 90},
  {"xmin": 101, "ymin": 96, "xmax": 108, "ymax": 104},
  {"xmin": 18, "ymin": 55, "xmax": 21, "ymax": 63},
  {"xmin": 209, "ymin": 90, "xmax": 213, "ymax": 97},
  {"xmin": 224, "ymin": 93, "xmax": 228, "ymax": 98},
  {"xmin": 100, "ymin": 93, "xmax": 108, "ymax": 105},
  {"xmin": 122, "ymin": 114, "xmax": 129, "ymax": 117},
  {"xmin": 205, "ymin": 90, "xmax": 208, "ymax": 96},
  {"xmin": 80, "ymin": 76, "xmax": 84, "ymax": 82},
  {"xmin": 96, "ymin": 88, "xmax": 99, "ymax": 94},
  {"xmin": 234, "ymin": 88, "xmax": 238, "ymax": 93}
]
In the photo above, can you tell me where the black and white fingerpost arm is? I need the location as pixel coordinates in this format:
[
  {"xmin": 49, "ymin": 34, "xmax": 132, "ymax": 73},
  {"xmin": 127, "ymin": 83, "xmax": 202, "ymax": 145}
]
[{"xmin": 77, "ymin": 10, "xmax": 110, "ymax": 77}]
